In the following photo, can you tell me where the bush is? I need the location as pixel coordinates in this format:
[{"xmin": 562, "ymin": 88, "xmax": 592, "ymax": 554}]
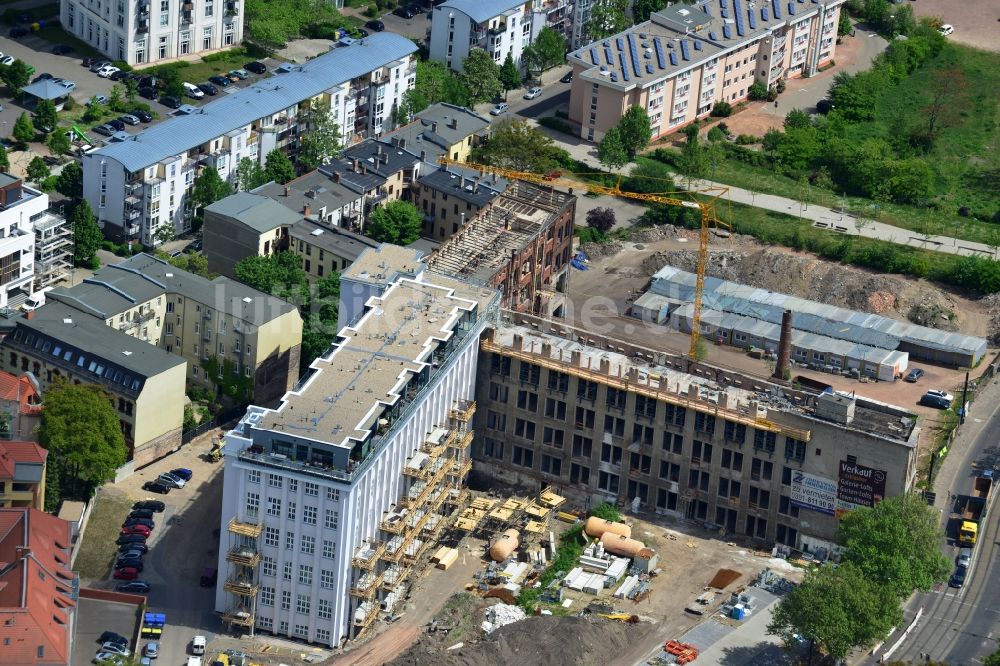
[
  {"xmin": 111, "ymin": 60, "xmax": 133, "ymax": 72},
  {"xmin": 590, "ymin": 502, "xmax": 622, "ymax": 522},
  {"xmin": 735, "ymin": 134, "xmax": 758, "ymax": 145},
  {"xmin": 40, "ymin": 175, "xmax": 58, "ymax": 192},
  {"xmin": 707, "ymin": 126, "xmax": 726, "ymax": 142},
  {"xmin": 748, "ymin": 81, "xmax": 769, "ymax": 100},
  {"xmin": 711, "ymin": 101, "xmax": 733, "ymax": 117},
  {"xmin": 538, "ymin": 115, "xmax": 574, "ymax": 135}
]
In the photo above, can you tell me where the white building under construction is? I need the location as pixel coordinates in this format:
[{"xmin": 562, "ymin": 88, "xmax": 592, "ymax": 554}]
[{"xmin": 215, "ymin": 246, "xmax": 499, "ymax": 645}]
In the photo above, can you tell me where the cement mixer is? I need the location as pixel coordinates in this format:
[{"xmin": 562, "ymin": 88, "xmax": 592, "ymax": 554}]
[
  {"xmin": 489, "ymin": 528, "xmax": 520, "ymax": 562},
  {"xmin": 585, "ymin": 517, "xmax": 631, "ymax": 539}
]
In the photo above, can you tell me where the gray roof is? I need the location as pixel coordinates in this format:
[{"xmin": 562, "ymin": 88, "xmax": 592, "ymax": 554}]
[
  {"xmin": 319, "ymin": 163, "xmax": 384, "ymax": 194},
  {"xmin": 568, "ymin": 0, "xmax": 836, "ymax": 91},
  {"xmin": 252, "ymin": 171, "xmax": 362, "ymax": 218},
  {"xmin": 50, "ymin": 253, "xmax": 298, "ymax": 326},
  {"xmin": 89, "ymin": 33, "xmax": 418, "ymax": 173},
  {"xmin": 205, "ymin": 192, "xmax": 301, "ymax": 234},
  {"xmin": 289, "ymin": 219, "xmax": 378, "ymax": 261},
  {"xmin": 436, "ymin": 0, "xmax": 527, "ymax": 23},
  {"xmin": 418, "ymin": 168, "xmax": 505, "ymax": 207},
  {"xmin": 341, "ymin": 140, "xmax": 420, "ymax": 179},
  {"xmin": 5, "ymin": 301, "xmax": 184, "ymax": 383},
  {"xmin": 21, "ymin": 80, "xmax": 71, "ymax": 100},
  {"xmin": 381, "ymin": 103, "xmax": 491, "ymax": 162}
]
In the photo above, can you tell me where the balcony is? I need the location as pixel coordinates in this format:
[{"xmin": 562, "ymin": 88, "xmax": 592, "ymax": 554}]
[
  {"xmin": 227, "ymin": 517, "xmax": 262, "ymax": 538},
  {"xmin": 349, "ymin": 570, "xmax": 383, "ymax": 597},
  {"xmin": 222, "ymin": 607, "xmax": 254, "ymax": 627},
  {"xmin": 223, "ymin": 576, "xmax": 258, "ymax": 596},
  {"xmin": 352, "ymin": 541, "xmax": 384, "ymax": 569},
  {"xmin": 226, "ymin": 544, "xmax": 260, "ymax": 567}
]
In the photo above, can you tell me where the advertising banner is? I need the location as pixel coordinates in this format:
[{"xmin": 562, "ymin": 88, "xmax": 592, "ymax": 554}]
[
  {"xmin": 837, "ymin": 460, "xmax": 887, "ymax": 508},
  {"xmin": 789, "ymin": 470, "xmax": 838, "ymax": 516}
]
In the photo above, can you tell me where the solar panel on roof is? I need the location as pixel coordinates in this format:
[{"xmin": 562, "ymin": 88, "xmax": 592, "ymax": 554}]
[
  {"xmin": 605, "ymin": 47, "xmax": 614, "ymax": 64},
  {"xmin": 618, "ymin": 53, "xmax": 630, "ymax": 81},
  {"xmin": 653, "ymin": 38, "xmax": 666, "ymax": 68},
  {"xmin": 709, "ymin": 30, "xmax": 718, "ymax": 40},
  {"xmin": 733, "ymin": 0, "xmax": 744, "ymax": 35},
  {"xmin": 694, "ymin": 40, "xmax": 702, "ymax": 50},
  {"xmin": 747, "ymin": 9, "xmax": 756, "ymax": 28},
  {"xmin": 788, "ymin": 1, "xmax": 795, "ymax": 14},
  {"xmin": 761, "ymin": 6, "xmax": 768, "ymax": 20},
  {"xmin": 628, "ymin": 34, "xmax": 641, "ymax": 77},
  {"xmin": 616, "ymin": 37, "xmax": 625, "ymax": 51},
  {"xmin": 719, "ymin": 0, "xmax": 727, "ymax": 8},
  {"xmin": 722, "ymin": 24, "xmax": 732, "ymax": 38},
  {"xmin": 772, "ymin": 0, "xmax": 781, "ymax": 19},
  {"xmin": 669, "ymin": 51, "xmax": 678, "ymax": 66},
  {"xmin": 721, "ymin": 6, "xmax": 728, "ymax": 18},
  {"xmin": 646, "ymin": 64, "xmax": 654, "ymax": 74},
  {"xmin": 589, "ymin": 48, "xmax": 599, "ymax": 65},
  {"xmin": 680, "ymin": 40, "xmax": 690, "ymax": 61},
  {"xmin": 610, "ymin": 73, "xmax": 618, "ymax": 82},
  {"xmin": 603, "ymin": 40, "xmax": 610, "ymax": 47},
  {"xmin": 702, "ymin": 4, "xmax": 711, "ymax": 15}
]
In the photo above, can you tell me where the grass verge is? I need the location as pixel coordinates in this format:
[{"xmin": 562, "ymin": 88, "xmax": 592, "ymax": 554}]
[
  {"xmin": 33, "ymin": 26, "xmax": 103, "ymax": 58},
  {"xmin": 74, "ymin": 490, "xmax": 133, "ymax": 581}
]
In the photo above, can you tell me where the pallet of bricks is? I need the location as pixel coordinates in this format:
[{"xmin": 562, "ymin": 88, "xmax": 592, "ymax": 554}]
[{"xmin": 663, "ymin": 640, "xmax": 698, "ymax": 664}]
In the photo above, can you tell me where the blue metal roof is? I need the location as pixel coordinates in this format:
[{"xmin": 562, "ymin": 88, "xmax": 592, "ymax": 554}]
[
  {"xmin": 91, "ymin": 33, "xmax": 417, "ymax": 173},
  {"xmin": 436, "ymin": 0, "xmax": 526, "ymax": 24}
]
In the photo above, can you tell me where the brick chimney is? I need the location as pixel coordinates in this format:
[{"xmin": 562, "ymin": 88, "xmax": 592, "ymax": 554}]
[
  {"xmin": 284, "ymin": 186, "xmax": 290, "ymax": 197},
  {"xmin": 304, "ymin": 203, "xmax": 311, "ymax": 217}
]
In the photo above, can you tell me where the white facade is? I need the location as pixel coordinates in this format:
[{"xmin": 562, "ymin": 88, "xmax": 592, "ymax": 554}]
[
  {"xmin": 81, "ymin": 34, "xmax": 418, "ymax": 246},
  {"xmin": 430, "ymin": 0, "xmax": 532, "ymax": 71},
  {"xmin": 60, "ymin": 0, "xmax": 244, "ymax": 66},
  {"xmin": 0, "ymin": 177, "xmax": 47, "ymax": 308},
  {"xmin": 215, "ymin": 263, "xmax": 497, "ymax": 646}
]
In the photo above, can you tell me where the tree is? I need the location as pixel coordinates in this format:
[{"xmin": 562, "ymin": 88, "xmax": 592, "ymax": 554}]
[
  {"xmin": 499, "ymin": 53, "xmax": 521, "ymax": 99},
  {"xmin": 919, "ymin": 67, "xmax": 967, "ymax": 149},
  {"xmin": 56, "ymin": 161, "xmax": 83, "ymax": 198},
  {"xmin": 617, "ymin": 105, "xmax": 653, "ymax": 159},
  {"xmin": 38, "ymin": 380, "xmax": 128, "ymax": 500},
  {"xmin": 983, "ymin": 648, "xmax": 1000, "ymax": 666},
  {"xmin": 711, "ymin": 101, "xmax": 733, "ymax": 117},
  {"xmin": 1, "ymin": 60, "xmax": 31, "ymax": 94},
  {"xmin": 12, "ymin": 111, "xmax": 35, "ymax": 146},
  {"xmin": 585, "ymin": 207, "xmax": 616, "ymax": 234},
  {"xmin": 265, "ymin": 149, "xmax": 296, "ymax": 184},
  {"xmin": 234, "ymin": 252, "xmax": 303, "ymax": 294},
  {"xmin": 154, "ymin": 224, "xmax": 175, "ymax": 245},
  {"xmin": 190, "ymin": 167, "xmax": 233, "ymax": 212},
  {"xmin": 70, "ymin": 200, "xmax": 102, "ymax": 267},
  {"xmin": 157, "ymin": 66, "xmax": 185, "ymax": 100},
  {"xmin": 632, "ymin": 0, "xmax": 666, "ymax": 23},
  {"xmin": 107, "ymin": 83, "xmax": 126, "ymax": 113},
  {"xmin": 838, "ymin": 493, "xmax": 950, "ymax": 599},
  {"xmin": 235, "ymin": 157, "xmax": 267, "ymax": 191},
  {"xmin": 471, "ymin": 119, "xmax": 565, "ymax": 173},
  {"xmin": 26, "ymin": 156, "xmax": 49, "ymax": 184},
  {"xmin": 783, "ymin": 108, "xmax": 811, "ymax": 130},
  {"xmin": 597, "ymin": 127, "xmax": 628, "ymax": 170},
  {"xmin": 412, "ymin": 60, "xmax": 470, "ymax": 109},
  {"xmin": 366, "ymin": 200, "xmax": 422, "ymax": 245},
  {"xmin": 768, "ymin": 562, "xmax": 901, "ymax": 660},
  {"xmin": 125, "ymin": 78, "xmax": 139, "ymax": 104},
  {"xmin": 676, "ymin": 124, "xmax": 708, "ymax": 187},
  {"xmin": 622, "ymin": 157, "xmax": 673, "ymax": 195},
  {"xmin": 838, "ymin": 8, "xmax": 852, "ymax": 36},
  {"xmin": 461, "ymin": 49, "xmax": 503, "ymax": 106},
  {"xmin": 587, "ymin": 0, "xmax": 629, "ymax": 41},
  {"xmin": 47, "ymin": 129, "xmax": 71, "ymax": 156},
  {"xmin": 748, "ymin": 81, "xmax": 768, "ymax": 100},
  {"xmin": 297, "ymin": 101, "xmax": 342, "ymax": 171},
  {"xmin": 532, "ymin": 27, "xmax": 567, "ymax": 76},
  {"xmin": 33, "ymin": 99, "xmax": 59, "ymax": 133},
  {"xmin": 0, "ymin": 144, "xmax": 8, "ymax": 170}
]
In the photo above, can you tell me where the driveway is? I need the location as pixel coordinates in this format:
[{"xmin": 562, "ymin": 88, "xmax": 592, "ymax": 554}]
[{"xmin": 377, "ymin": 10, "xmax": 433, "ymax": 42}]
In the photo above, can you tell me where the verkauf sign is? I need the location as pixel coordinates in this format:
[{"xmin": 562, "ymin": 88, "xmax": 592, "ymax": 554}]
[{"xmin": 837, "ymin": 460, "xmax": 887, "ymax": 508}]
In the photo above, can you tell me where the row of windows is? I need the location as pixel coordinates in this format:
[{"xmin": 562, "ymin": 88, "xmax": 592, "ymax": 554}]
[{"xmin": 247, "ymin": 471, "xmax": 341, "ymax": 501}]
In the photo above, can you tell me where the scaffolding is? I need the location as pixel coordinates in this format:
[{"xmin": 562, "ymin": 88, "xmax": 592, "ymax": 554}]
[
  {"xmin": 222, "ymin": 517, "xmax": 262, "ymax": 630},
  {"xmin": 351, "ymin": 399, "xmax": 477, "ymax": 640}
]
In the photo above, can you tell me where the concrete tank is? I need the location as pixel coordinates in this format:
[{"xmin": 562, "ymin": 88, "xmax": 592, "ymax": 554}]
[
  {"xmin": 489, "ymin": 528, "xmax": 520, "ymax": 562},
  {"xmin": 585, "ymin": 517, "xmax": 632, "ymax": 539},
  {"xmin": 600, "ymin": 532, "xmax": 646, "ymax": 558}
]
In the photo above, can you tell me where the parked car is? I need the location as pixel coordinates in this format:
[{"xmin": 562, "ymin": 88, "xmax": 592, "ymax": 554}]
[
  {"xmin": 170, "ymin": 468, "xmax": 193, "ymax": 481},
  {"xmin": 144, "ymin": 642, "xmax": 159, "ymax": 658},
  {"xmin": 100, "ymin": 643, "xmax": 130, "ymax": 656},
  {"xmin": 904, "ymin": 368, "xmax": 924, "ymax": 383},
  {"xmin": 957, "ymin": 548, "xmax": 972, "ymax": 569},
  {"xmin": 158, "ymin": 472, "xmax": 186, "ymax": 488},
  {"xmin": 919, "ymin": 392, "xmax": 952, "ymax": 409},
  {"xmin": 949, "ymin": 565, "xmax": 966, "ymax": 588},
  {"xmin": 98, "ymin": 632, "xmax": 128, "ymax": 647},
  {"xmin": 0, "ymin": 55, "xmax": 16, "ymax": 66},
  {"xmin": 116, "ymin": 533, "xmax": 147, "ymax": 545},
  {"xmin": 138, "ymin": 86, "xmax": 157, "ymax": 100},
  {"xmin": 116, "ymin": 580, "xmax": 151, "ymax": 593},
  {"xmin": 366, "ymin": 19, "xmax": 385, "ymax": 31},
  {"xmin": 89, "ymin": 60, "xmax": 112, "ymax": 73},
  {"xmin": 938, "ymin": 23, "xmax": 954, "ymax": 36},
  {"xmin": 199, "ymin": 567, "xmax": 218, "ymax": 587},
  {"xmin": 560, "ymin": 71, "xmax": 573, "ymax": 83},
  {"xmin": 490, "ymin": 102, "xmax": 509, "ymax": 116},
  {"xmin": 94, "ymin": 651, "xmax": 127, "ymax": 664},
  {"xmin": 245, "ymin": 61, "xmax": 267, "ymax": 74},
  {"xmin": 122, "ymin": 517, "xmax": 155, "ymax": 530},
  {"xmin": 523, "ymin": 86, "xmax": 542, "ymax": 100},
  {"xmin": 393, "ymin": 6, "xmax": 414, "ymax": 18},
  {"xmin": 207, "ymin": 75, "xmax": 231, "ymax": 87},
  {"xmin": 128, "ymin": 509, "xmax": 154, "ymax": 520},
  {"xmin": 31, "ymin": 73, "xmax": 53, "ymax": 83},
  {"xmin": 115, "ymin": 558, "xmax": 144, "ymax": 571},
  {"xmin": 110, "ymin": 69, "xmax": 131, "ymax": 81},
  {"xmin": 113, "ymin": 566, "xmax": 140, "ymax": 580},
  {"xmin": 130, "ymin": 109, "xmax": 153, "ymax": 122},
  {"xmin": 137, "ymin": 75, "xmax": 158, "ymax": 89},
  {"xmin": 119, "ymin": 114, "xmax": 140, "ymax": 126},
  {"xmin": 182, "ymin": 82, "xmax": 204, "ymax": 99},
  {"xmin": 119, "ymin": 548, "xmax": 146, "ymax": 560},
  {"xmin": 8, "ymin": 27, "xmax": 28, "ymax": 37},
  {"xmin": 142, "ymin": 481, "xmax": 170, "ymax": 494},
  {"xmin": 133, "ymin": 500, "xmax": 165, "ymax": 512},
  {"xmin": 93, "ymin": 124, "xmax": 115, "ymax": 137},
  {"xmin": 926, "ymin": 389, "xmax": 954, "ymax": 403},
  {"xmin": 119, "ymin": 542, "xmax": 148, "ymax": 554},
  {"xmin": 816, "ymin": 99, "xmax": 834, "ymax": 114},
  {"xmin": 160, "ymin": 95, "xmax": 181, "ymax": 109},
  {"xmin": 198, "ymin": 82, "xmax": 218, "ymax": 96},
  {"xmin": 97, "ymin": 65, "xmax": 121, "ymax": 78},
  {"xmin": 52, "ymin": 44, "xmax": 73, "ymax": 55},
  {"xmin": 90, "ymin": 94, "xmax": 109, "ymax": 105},
  {"xmin": 228, "ymin": 68, "xmax": 249, "ymax": 80},
  {"xmin": 107, "ymin": 118, "xmax": 126, "ymax": 131},
  {"xmin": 407, "ymin": 3, "xmax": 424, "ymax": 13},
  {"xmin": 55, "ymin": 79, "xmax": 76, "ymax": 91},
  {"xmin": 120, "ymin": 524, "xmax": 151, "ymax": 537}
]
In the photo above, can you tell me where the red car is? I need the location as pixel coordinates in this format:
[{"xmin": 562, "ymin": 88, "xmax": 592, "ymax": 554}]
[
  {"xmin": 120, "ymin": 524, "xmax": 151, "ymax": 537},
  {"xmin": 113, "ymin": 566, "xmax": 140, "ymax": 580}
]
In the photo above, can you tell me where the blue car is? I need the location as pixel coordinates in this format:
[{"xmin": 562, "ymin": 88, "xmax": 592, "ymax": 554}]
[{"xmin": 170, "ymin": 468, "xmax": 193, "ymax": 481}]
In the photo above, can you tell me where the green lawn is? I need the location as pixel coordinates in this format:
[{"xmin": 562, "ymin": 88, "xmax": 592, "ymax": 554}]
[
  {"xmin": 683, "ymin": 41, "xmax": 1000, "ymax": 246},
  {"xmin": 145, "ymin": 48, "xmax": 256, "ymax": 86},
  {"xmin": 74, "ymin": 490, "xmax": 133, "ymax": 581},
  {"xmin": 33, "ymin": 25, "xmax": 103, "ymax": 58}
]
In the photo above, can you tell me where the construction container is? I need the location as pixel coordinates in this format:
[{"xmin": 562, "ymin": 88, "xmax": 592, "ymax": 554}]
[
  {"xmin": 436, "ymin": 548, "xmax": 458, "ymax": 570},
  {"xmin": 585, "ymin": 517, "xmax": 632, "ymax": 539},
  {"xmin": 489, "ymin": 529, "xmax": 520, "ymax": 562},
  {"xmin": 600, "ymin": 533, "xmax": 646, "ymax": 558}
]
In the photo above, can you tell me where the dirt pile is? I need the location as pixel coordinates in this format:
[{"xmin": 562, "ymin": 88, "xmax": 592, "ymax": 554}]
[
  {"xmin": 642, "ymin": 248, "xmax": 963, "ymax": 327},
  {"xmin": 389, "ymin": 615, "xmax": 651, "ymax": 666},
  {"xmin": 979, "ymin": 293, "xmax": 1000, "ymax": 344}
]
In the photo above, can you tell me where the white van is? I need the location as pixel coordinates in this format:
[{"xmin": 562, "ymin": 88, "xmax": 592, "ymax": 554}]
[
  {"xmin": 191, "ymin": 635, "xmax": 206, "ymax": 655},
  {"xmin": 183, "ymin": 82, "xmax": 205, "ymax": 99},
  {"xmin": 187, "ymin": 658, "xmax": 203, "ymax": 666},
  {"xmin": 22, "ymin": 287, "xmax": 52, "ymax": 312}
]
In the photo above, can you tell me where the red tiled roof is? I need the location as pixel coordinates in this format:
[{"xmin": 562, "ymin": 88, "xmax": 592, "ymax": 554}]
[
  {"xmin": 0, "ymin": 442, "xmax": 47, "ymax": 480},
  {"xmin": 0, "ymin": 372, "xmax": 42, "ymax": 416},
  {"xmin": 0, "ymin": 508, "xmax": 77, "ymax": 666}
]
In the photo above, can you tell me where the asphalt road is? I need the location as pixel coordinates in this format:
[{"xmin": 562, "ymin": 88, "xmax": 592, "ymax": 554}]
[{"xmin": 864, "ymin": 384, "xmax": 1000, "ymax": 665}]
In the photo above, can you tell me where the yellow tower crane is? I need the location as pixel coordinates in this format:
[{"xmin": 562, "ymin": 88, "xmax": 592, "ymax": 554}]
[{"xmin": 437, "ymin": 157, "xmax": 730, "ymax": 357}]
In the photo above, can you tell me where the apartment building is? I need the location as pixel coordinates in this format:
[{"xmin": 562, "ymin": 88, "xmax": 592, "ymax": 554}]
[
  {"xmin": 415, "ymin": 168, "xmax": 505, "ymax": 241},
  {"xmin": 254, "ymin": 170, "xmax": 367, "ymax": 233},
  {"xmin": 567, "ymin": 0, "xmax": 843, "ymax": 141},
  {"xmin": 0, "ymin": 508, "xmax": 78, "ymax": 666},
  {"xmin": 426, "ymin": 180, "xmax": 576, "ymax": 317},
  {"xmin": 338, "ymin": 244, "xmax": 426, "ymax": 329},
  {"xmin": 82, "ymin": 33, "xmax": 418, "ymax": 245},
  {"xmin": 60, "ymin": 0, "xmax": 244, "ymax": 66},
  {"xmin": 382, "ymin": 103, "xmax": 492, "ymax": 164},
  {"xmin": 215, "ymin": 266, "xmax": 498, "ymax": 645},
  {"xmin": 32, "ymin": 210, "xmax": 72, "ymax": 292},
  {"xmin": 204, "ymin": 193, "xmax": 301, "ymax": 279},
  {"xmin": 0, "ymin": 441, "xmax": 47, "ymax": 510},
  {"xmin": 289, "ymin": 220, "xmax": 378, "ymax": 282},
  {"xmin": 474, "ymin": 325, "xmax": 919, "ymax": 553},
  {"xmin": 0, "ymin": 302, "xmax": 187, "ymax": 463},
  {"xmin": 47, "ymin": 253, "xmax": 303, "ymax": 407},
  {"xmin": 0, "ymin": 371, "xmax": 43, "ymax": 441},
  {"xmin": 0, "ymin": 175, "xmax": 41, "ymax": 309},
  {"xmin": 430, "ymin": 0, "xmax": 533, "ymax": 71}
]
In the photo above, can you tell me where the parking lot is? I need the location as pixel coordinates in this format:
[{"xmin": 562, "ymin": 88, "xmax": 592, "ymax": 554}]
[
  {"xmin": 72, "ymin": 596, "xmax": 144, "ymax": 666},
  {"xmin": 78, "ymin": 432, "xmax": 228, "ymax": 665}
]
